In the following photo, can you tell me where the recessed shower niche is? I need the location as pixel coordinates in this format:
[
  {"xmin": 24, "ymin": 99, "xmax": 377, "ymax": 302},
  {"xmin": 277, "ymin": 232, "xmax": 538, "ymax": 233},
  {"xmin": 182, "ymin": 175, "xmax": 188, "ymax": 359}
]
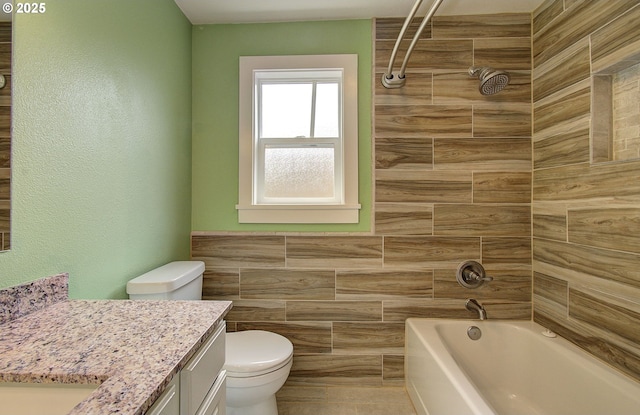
[{"xmin": 592, "ymin": 60, "xmax": 640, "ymax": 163}]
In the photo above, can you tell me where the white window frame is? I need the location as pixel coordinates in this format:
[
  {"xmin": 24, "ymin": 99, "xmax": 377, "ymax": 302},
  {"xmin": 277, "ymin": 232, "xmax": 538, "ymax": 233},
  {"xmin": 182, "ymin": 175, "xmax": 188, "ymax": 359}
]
[{"xmin": 237, "ymin": 54, "xmax": 360, "ymax": 224}]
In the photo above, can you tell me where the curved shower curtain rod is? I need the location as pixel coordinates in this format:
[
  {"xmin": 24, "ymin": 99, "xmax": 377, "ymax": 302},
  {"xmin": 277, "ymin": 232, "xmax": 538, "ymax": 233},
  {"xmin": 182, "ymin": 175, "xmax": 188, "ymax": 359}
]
[{"xmin": 382, "ymin": 0, "xmax": 445, "ymax": 89}]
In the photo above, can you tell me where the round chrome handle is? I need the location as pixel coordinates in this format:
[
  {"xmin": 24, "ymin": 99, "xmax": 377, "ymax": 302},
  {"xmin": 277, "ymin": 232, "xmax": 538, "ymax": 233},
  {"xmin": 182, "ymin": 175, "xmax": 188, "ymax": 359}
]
[{"xmin": 456, "ymin": 261, "xmax": 493, "ymax": 289}]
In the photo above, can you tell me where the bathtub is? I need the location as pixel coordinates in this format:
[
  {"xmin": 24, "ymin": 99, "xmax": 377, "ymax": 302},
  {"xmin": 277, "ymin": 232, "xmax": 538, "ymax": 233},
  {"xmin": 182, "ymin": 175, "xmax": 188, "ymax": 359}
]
[{"xmin": 405, "ymin": 319, "xmax": 640, "ymax": 415}]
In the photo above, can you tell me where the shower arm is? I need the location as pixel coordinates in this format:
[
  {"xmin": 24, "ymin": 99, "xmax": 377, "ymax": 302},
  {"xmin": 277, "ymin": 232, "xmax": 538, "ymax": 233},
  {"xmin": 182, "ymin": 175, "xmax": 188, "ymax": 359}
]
[{"xmin": 382, "ymin": 0, "xmax": 445, "ymax": 89}]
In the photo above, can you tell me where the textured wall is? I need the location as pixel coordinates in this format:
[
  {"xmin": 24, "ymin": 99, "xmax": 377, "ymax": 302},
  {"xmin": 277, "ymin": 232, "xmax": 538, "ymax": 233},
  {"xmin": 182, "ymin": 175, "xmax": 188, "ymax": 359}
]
[
  {"xmin": 532, "ymin": 0, "xmax": 640, "ymax": 382},
  {"xmin": 0, "ymin": 0, "xmax": 193, "ymax": 298},
  {"xmin": 194, "ymin": 13, "xmax": 532, "ymax": 386}
]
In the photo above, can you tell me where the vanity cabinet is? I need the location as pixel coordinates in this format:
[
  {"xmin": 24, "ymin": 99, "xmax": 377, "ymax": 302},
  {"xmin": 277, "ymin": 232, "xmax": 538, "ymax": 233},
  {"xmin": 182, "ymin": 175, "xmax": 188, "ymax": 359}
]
[{"xmin": 147, "ymin": 321, "xmax": 226, "ymax": 415}]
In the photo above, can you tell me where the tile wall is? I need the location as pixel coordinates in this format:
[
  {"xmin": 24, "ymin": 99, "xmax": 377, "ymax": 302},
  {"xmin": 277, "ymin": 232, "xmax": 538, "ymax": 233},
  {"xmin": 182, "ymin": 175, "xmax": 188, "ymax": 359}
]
[
  {"xmin": 0, "ymin": 21, "xmax": 10, "ymax": 251},
  {"xmin": 192, "ymin": 12, "xmax": 533, "ymax": 386},
  {"xmin": 532, "ymin": 0, "xmax": 640, "ymax": 382}
]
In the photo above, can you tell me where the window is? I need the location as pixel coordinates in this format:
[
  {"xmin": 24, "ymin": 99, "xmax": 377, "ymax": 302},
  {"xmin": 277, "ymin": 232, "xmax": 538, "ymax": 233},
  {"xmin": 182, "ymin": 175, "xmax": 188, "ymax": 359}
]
[{"xmin": 237, "ymin": 55, "xmax": 360, "ymax": 223}]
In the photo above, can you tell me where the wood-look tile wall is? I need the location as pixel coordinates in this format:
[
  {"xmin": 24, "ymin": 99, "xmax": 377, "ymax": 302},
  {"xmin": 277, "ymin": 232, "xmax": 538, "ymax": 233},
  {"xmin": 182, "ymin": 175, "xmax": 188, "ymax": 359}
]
[
  {"xmin": 0, "ymin": 22, "xmax": 10, "ymax": 251},
  {"xmin": 192, "ymin": 14, "xmax": 532, "ymax": 386},
  {"xmin": 532, "ymin": 0, "xmax": 640, "ymax": 382}
]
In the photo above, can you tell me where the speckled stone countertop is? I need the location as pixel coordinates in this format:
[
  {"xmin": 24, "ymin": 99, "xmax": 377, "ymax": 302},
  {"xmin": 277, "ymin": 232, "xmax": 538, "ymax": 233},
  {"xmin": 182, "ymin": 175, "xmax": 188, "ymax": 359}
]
[{"xmin": 0, "ymin": 276, "xmax": 232, "ymax": 415}]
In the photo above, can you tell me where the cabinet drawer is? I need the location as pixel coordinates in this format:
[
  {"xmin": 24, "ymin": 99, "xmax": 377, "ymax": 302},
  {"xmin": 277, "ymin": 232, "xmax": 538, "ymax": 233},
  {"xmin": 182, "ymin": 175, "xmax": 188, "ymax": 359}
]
[
  {"xmin": 195, "ymin": 370, "xmax": 226, "ymax": 415},
  {"xmin": 146, "ymin": 375, "xmax": 179, "ymax": 415},
  {"xmin": 181, "ymin": 321, "xmax": 226, "ymax": 415}
]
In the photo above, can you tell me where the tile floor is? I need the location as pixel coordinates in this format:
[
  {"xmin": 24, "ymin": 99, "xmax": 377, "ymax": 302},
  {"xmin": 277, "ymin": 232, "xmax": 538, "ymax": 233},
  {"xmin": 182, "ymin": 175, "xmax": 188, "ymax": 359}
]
[{"xmin": 276, "ymin": 385, "xmax": 417, "ymax": 415}]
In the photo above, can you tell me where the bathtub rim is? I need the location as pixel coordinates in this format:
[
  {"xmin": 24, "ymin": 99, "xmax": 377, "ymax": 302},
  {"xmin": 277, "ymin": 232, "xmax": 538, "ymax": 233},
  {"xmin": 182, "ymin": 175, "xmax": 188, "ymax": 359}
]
[{"xmin": 405, "ymin": 318, "xmax": 640, "ymax": 415}]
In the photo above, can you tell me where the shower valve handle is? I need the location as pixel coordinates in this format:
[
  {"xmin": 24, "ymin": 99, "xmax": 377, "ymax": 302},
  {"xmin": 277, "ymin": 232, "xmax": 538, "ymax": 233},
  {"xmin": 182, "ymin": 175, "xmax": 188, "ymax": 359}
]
[{"xmin": 456, "ymin": 261, "xmax": 493, "ymax": 289}]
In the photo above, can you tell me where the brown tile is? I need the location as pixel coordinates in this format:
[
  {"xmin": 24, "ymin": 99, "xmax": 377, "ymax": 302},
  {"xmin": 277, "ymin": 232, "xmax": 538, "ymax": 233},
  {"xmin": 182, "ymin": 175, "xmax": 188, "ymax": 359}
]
[
  {"xmin": 533, "ymin": 120, "xmax": 590, "ymax": 170},
  {"xmin": 278, "ymin": 402, "xmax": 357, "ymax": 415},
  {"xmin": 0, "ymin": 135, "xmax": 10, "ymax": 169},
  {"xmin": 375, "ymin": 105, "xmax": 472, "ymax": 138},
  {"xmin": 473, "ymin": 104, "xmax": 532, "ymax": 138},
  {"xmin": 202, "ymin": 269, "xmax": 239, "ymax": 299},
  {"xmin": 327, "ymin": 386, "xmax": 411, "ymax": 405},
  {"xmin": 482, "ymin": 237, "xmax": 532, "ymax": 266},
  {"xmin": 434, "ymin": 137, "xmax": 531, "ymax": 171},
  {"xmin": 225, "ymin": 299, "xmax": 285, "ymax": 322},
  {"xmin": 288, "ymin": 355, "xmax": 382, "ymax": 386},
  {"xmin": 591, "ymin": 3, "xmax": 640, "ymax": 73},
  {"xmin": 240, "ymin": 268, "xmax": 335, "ymax": 300},
  {"xmin": 533, "ymin": 160, "xmax": 640, "ymax": 201},
  {"xmin": 568, "ymin": 208, "xmax": 640, "ymax": 254},
  {"xmin": 569, "ymin": 288, "xmax": 640, "ymax": 347},
  {"xmin": 374, "ymin": 203, "xmax": 433, "ymax": 236},
  {"xmin": 473, "ymin": 172, "xmax": 531, "ymax": 203},
  {"xmin": 333, "ymin": 322, "xmax": 405, "ymax": 354},
  {"xmin": 533, "ymin": 40, "xmax": 590, "ymax": 102},
  {"xmin": 533, "ymin": 238, "xmax": 640, "ymax": 289},
  {"xmin": 384, "ymin": 236, "xmax": 480, "ymax": 268},
  {"xmin": 533, "ymin": 272, "xmax": 568, "ymax": 308},
  {"xmin": 533, "ymin": 213, "xmax": 566, "ymax": 241},
  {"xmin": 433, "ymin": 204, "xmax": 531, "ymax": 237},
  {"xmin": 432, "ymin": 13, "xmax": 531, "ymax": 38},
  {"xmin": 533, "ymin": 0, "xmax": 563, "ymax": 35},
  {"xmin": 236, "ymin": 322, "xmax": 332, "ymax": 354},
  {"xmin": 191, "ymin": 235, "xmax": 285, "ymax": 268},
  {"xmin": 277, "ymin": 385, "xmax": 327, "ymax": 403},
  {"xmin": 375, "ymin": 170, "xmax": 472, "ymax": 204},
  {"xmin": 286, "ymin": 301, "xmax": 382, "ymax": 322},
  {"xmin": 382, "ymin": 355, "xmax": 405, "ymax": 383},
  {"xmin": 473, "ymin": 37, "xmax": 532, "ymax": 71},
  {"xmin": 533, "ymin": 0, "xmax": 631, "ymax": 67},
  {"xmin": 0, "ymin": 170, "xmax": 9, "ymax": 200},
  {"xmin": 336, "ymin": 269, "xmax": 433, "ymax": 300},
  {"xmin": 375, "ymin": 136, "xmax": 433, "ymax": 170},
  {"xmin": 286, "ymin": 236, "xmax": 383, "ymax": 268},
  {"xmin": 375, "ymin": 17, "xmax": 432, "ymax": 41},
  {"xmin": 533, "ymin": 79, "xmax": 590, "ymax": 134}
]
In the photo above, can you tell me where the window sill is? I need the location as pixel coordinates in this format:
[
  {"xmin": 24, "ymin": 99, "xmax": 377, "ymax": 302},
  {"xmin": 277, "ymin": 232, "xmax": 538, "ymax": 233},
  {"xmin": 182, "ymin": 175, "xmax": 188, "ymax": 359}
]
[{"xmin": 236, "ymin": 204, "xmax": 361, "ymax": 224}]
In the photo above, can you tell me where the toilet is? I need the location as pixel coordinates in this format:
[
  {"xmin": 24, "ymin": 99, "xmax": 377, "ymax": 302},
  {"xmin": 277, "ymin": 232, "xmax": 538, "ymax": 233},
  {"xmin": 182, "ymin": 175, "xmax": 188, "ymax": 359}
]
[{"xmin": 127, "ymin": 261, "xmax": 293, "ymax": 415}]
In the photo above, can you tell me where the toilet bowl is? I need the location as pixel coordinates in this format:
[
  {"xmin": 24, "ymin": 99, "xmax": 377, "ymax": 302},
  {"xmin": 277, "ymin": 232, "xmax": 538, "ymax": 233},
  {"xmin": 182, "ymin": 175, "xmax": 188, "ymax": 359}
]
[
  {"xmin": 225, "ymin": 330, "xmax": 294, "ymax": 415},
  {"xmin": 126, "ymin": 262, "xmax": 294, "ymax": 415}
]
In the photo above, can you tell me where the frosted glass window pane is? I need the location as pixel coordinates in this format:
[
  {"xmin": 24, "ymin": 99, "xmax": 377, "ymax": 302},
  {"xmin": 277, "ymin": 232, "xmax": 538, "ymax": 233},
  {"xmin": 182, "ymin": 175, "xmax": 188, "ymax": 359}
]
[
  {"xmin": 264, "ymin": 147, "xmax": 335, "ymax": 199},
  {"xmin": 314, "ymin": 83, "xmax": 339, "ymax": 137},
  {"xmin": 261, "ymin": 84, "xmax": 312, "ymax": 138}
]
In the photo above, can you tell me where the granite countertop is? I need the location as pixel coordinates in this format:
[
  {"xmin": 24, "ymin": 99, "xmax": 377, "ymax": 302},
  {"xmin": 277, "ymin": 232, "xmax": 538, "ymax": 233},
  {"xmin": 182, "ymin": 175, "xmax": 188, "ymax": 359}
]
[{"xmin": 0, "ymin": 277, "xmax": 232, "ymax": 415}]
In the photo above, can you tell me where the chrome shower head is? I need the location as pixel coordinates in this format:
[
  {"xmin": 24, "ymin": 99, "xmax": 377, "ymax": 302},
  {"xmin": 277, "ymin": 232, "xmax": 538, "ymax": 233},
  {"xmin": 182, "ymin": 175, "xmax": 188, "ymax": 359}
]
[{"xmin": 469, "ymin": 66, "xmax": 510, "ymax": 95}]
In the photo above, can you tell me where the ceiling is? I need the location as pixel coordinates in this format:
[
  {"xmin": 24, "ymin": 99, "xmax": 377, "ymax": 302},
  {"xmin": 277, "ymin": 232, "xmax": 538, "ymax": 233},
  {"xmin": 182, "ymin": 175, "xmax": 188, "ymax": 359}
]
[{"xmin": 174, "ymin": 0, "xmax": 546, "ymax": 25}]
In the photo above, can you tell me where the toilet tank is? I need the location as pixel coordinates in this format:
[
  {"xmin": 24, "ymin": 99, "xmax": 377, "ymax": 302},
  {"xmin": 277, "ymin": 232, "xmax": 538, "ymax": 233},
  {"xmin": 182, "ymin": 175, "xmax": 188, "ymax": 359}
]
[{"xmin": 126, "ymin": 261, "xmax": 205, "ymax": 300}]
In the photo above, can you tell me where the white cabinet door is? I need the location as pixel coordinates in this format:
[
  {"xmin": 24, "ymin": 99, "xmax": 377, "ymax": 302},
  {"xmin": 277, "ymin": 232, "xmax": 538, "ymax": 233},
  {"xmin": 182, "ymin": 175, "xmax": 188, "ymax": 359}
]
[{"xmin": 147, "ymin": 375, "xmax": 180, "ymax": 415}]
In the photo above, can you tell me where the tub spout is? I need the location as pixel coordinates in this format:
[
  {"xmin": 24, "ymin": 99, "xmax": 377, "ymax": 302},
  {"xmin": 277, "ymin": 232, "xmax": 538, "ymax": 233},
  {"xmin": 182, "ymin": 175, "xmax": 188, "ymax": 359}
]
[{"xmin": 466, "ymin": 298, "xmax": 487, "ymax": 320}]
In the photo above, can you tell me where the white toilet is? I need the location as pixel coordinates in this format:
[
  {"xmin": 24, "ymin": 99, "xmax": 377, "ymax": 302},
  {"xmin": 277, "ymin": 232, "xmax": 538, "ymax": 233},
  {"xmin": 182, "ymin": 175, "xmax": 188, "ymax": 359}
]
[{"xmin": 127, "ymin": 261, "xmax": 294, "ymax": 415}]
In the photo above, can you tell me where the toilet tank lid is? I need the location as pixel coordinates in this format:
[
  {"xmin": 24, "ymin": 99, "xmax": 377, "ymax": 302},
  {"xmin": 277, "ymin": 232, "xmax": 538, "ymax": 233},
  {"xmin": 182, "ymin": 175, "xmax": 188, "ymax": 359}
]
[{"xmin": 126, "ymin": 261, "xmax": 205, "ymax": 295}]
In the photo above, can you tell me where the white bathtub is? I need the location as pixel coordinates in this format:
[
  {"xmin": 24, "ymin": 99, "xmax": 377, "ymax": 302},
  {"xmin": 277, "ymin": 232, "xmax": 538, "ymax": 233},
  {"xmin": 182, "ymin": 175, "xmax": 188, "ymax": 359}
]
[{"xmin": 405, "ymin": 318, "xmax": 640, "ymax": 415}]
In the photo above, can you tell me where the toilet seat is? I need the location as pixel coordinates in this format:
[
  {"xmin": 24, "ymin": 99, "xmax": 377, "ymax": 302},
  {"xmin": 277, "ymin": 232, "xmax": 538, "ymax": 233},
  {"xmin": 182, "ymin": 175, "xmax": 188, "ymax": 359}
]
[{"xmin": 224, "ymin": 330, "xmax": 294, "ymax": 378}]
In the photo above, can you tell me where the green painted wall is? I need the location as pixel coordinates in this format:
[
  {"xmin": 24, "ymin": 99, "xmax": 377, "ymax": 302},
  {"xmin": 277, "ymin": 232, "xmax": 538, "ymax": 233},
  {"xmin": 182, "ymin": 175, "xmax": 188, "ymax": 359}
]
[
  {"xmin": 0, "ymin": 0, "xmax": 193, "ymax": 298},
  {"xmin": 191, "ymin": 20, "xmax": 372, "ymax": 232}
]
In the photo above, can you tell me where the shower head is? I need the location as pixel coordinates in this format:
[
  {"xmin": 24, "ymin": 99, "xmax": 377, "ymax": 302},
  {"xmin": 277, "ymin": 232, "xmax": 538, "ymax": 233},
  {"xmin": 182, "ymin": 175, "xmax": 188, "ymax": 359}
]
[{"xmin": 469, "ymin": 66, "xmax": 510, "ymax": 95}]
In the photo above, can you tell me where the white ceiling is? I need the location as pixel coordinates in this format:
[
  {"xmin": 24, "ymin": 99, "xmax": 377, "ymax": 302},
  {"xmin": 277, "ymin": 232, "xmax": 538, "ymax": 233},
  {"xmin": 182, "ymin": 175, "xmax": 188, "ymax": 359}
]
[{"xmin": 174, "ymin": 0, "xmax": 546, "ymax": 25}]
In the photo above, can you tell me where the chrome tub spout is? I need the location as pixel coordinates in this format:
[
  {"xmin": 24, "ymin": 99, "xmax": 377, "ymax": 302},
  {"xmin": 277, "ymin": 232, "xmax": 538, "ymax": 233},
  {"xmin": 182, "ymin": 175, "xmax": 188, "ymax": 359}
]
[{"xmin": 465, "ymin": 298, "xmax": 487, "ymax": 320}]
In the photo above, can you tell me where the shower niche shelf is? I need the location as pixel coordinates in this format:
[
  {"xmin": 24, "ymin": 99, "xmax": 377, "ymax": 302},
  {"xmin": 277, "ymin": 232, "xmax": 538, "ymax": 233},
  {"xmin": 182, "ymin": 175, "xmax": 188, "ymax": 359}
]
[{"xmin": 591, "ymin": 59, "xmax": 640, "ymax": 164}]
